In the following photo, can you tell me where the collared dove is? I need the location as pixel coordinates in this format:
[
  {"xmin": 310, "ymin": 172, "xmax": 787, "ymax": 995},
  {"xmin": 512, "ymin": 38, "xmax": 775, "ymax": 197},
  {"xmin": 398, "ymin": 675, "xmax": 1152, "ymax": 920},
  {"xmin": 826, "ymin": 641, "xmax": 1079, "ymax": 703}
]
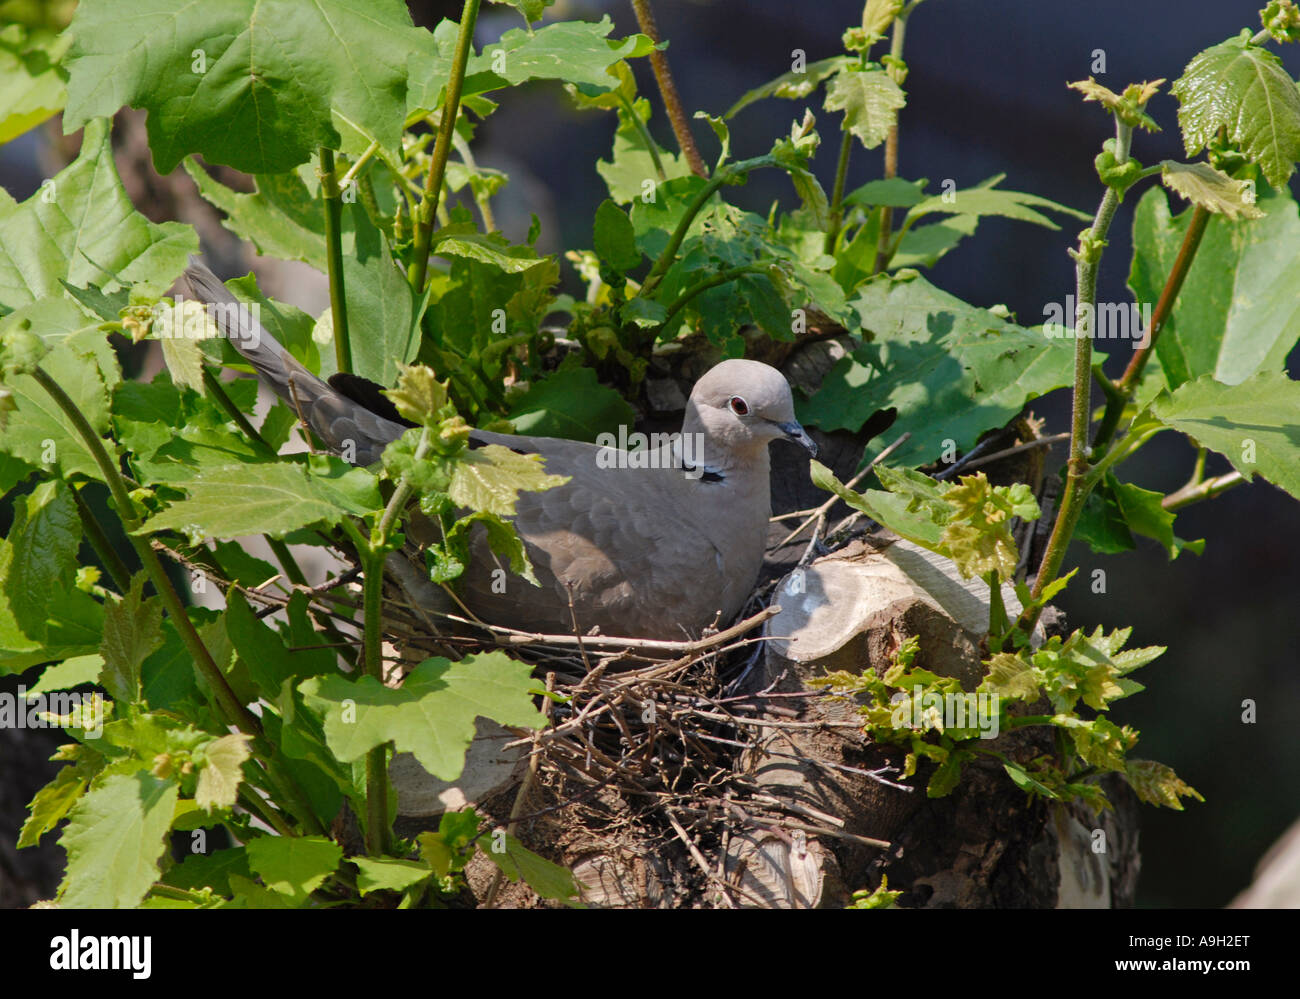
[{"xmin": 181, "ymin": 259, "xmax": 816, "ymax": 640}]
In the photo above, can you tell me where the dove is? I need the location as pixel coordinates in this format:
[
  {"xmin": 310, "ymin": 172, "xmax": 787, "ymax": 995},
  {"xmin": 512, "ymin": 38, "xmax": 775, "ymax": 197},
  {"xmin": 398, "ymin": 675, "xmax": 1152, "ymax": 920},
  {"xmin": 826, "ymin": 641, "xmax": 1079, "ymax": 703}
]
[{"xmin": 180, "ymin": 258, "xmax": 816, "ymax": 640}]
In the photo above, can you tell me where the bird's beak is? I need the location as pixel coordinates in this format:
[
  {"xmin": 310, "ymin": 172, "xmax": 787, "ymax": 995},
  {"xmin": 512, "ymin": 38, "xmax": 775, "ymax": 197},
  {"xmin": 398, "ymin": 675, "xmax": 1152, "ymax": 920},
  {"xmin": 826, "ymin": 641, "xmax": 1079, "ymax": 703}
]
[{"xmin": 777, "ymin": 420, "xmax": 818, "ymax": 457}]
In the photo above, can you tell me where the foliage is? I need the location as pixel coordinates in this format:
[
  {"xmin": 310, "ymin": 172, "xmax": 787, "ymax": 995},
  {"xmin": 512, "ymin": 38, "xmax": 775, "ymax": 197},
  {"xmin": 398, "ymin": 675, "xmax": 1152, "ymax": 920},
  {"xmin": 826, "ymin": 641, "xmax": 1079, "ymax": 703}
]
[{"xmin": 0, "ymin": 0, "xmax": 1295, "ymax": 908}]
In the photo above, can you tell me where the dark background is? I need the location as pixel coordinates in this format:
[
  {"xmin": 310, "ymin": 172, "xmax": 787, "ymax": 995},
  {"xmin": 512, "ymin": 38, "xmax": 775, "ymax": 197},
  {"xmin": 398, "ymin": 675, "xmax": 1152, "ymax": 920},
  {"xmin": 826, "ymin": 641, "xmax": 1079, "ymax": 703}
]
[{"xmin": 0, "ymin": 0, "xmax": 1295, "ymax": 907}]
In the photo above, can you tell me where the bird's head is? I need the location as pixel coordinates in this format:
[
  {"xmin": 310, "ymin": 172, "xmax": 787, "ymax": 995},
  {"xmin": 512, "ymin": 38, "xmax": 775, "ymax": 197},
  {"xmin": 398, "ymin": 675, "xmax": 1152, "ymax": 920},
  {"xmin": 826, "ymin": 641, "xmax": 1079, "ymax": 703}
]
[{"xmin": 684, "ymin": 359, "xmax": 817, "ymax": 458}]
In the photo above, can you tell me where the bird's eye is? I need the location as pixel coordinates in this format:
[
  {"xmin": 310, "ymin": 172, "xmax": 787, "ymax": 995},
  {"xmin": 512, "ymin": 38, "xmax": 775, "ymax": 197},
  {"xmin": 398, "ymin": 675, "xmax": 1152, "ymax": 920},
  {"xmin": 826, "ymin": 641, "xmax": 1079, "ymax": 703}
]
[{"xmin": 729, "ymin": 396, "xmax": 749, "ymax": 416}]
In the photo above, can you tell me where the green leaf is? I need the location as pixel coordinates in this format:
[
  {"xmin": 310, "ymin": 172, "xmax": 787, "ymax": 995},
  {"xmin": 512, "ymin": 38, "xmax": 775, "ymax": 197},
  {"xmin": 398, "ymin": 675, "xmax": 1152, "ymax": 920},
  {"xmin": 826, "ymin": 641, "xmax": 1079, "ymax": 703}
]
[
  {"xmin": 445, "ymin": 510, "xmax": 538, "ymax": 586},
  {"xmin": 940, "ymin": 473, "xmax": 1038, "ymax": 581},
  {"xmin": 449, "ymin": 443, "xmax": 569, "ymax": 516},
  {"xmin": 246, "ymin": 835, "xmax": 342, "ymax": 900},
  {"xmin": 1159, "ymin": 160, "xmax": 1264, "ymax": 220},
  {"xmin": 24, "ymin": 653, "xmax": 104, "ymax": 698},
  {"xmin": 0, "ymin": 523, "xmax": 105, "ymax": 672},
  {"xmin": 138, "ymin": 458, "xmax": 381, "ymax": 543},
  {"xmin": 474, "ymin": 17, "xmax": 655, "ymax": 90},
  {"xmin": 725, "ymin": 56, "xmax": 851, "ymax": 118},
  {"xmin": 823, "ymin": 67, "xmax": 906, "ymax": 150},
  {"xmin": 596, "ymin": 116, "xmax": 690, "ymax": 204},
  {"xmin": 1003, "ymin": 761, "xmax": 1058, "ymax": 799},
  {"xmin": 1128, "ymin": 185, "xmax": 1300, "ymax": 388},
  {"xmin": 1124, "ymin": 759, "xmax": 1204, "ymax": 810},
  {"xmin": 798, "ymin": 273, "xmax": 1077, "ymax": 466},
  {"xmin": 161, "ymin": 846, "xmax": 251, "ymax": 896},
  {"xmin": 507, "ymin": 366, "xmax": 636, "ymax": 442},
  {"xmin": 0, "ymin": 320, "xmax": 118, "ymax": 482},
  {"xmin": 593, "ymin": 199, "xmax": 641, "ymax": 273},
  {"xmin": 183, "ymin": 161, "xmax": 340, "ymax": 273},
  {"xmin": 58, "ymin": 772, "xmax": 178, "ymax": 908},
  {"xmin": 65, "ymin": 0, "xmax": 424, "ymax": 174},
  {"xmin": 981, "ymin": 652, "xmax": 1041, "ymax": 700},
  {"xmin": 384, "ymin": 364, "xmax": 448, "ymax": 426},
  {"xmin": 926, "ymin": 751, "xmax": 966, "ymax": 797},
  {"xmin": 194, "ymin": 734, "xmax": 252, "ymax": 813},
  {"xmin": 347, "ymin": 201, "xmax": 419, "ymax": 387},
  {"xmin": 430, "ymin": 227, "xmax": 551, "ymax": 275},
  {"xmin": 0, "ymin": 23, "xmax": 70, "ymax": 144},
  {"xmin": 1078, "ymin": 472, "xmax": 1205, "ymax": 558},
  {"xmin": 488, "ymin": 0, "xmax": 555, "ymax": 25},
  {"xmin": 1172, "ymin": 34, "xmax": 1300, "ymax": 188},
  {"xmin": 409, "ymin": 15, "xmax": 654, "ymax": 112},
  {"xmin": 225, "ymin": 589, "xmax": 333, "ymax": 691},
  {"xmin": 299, "ymin": 652, "xmax": 546, "ymax": 781},
  {"xmin": 100, "ymin": 574, "xmax": 164, "ymax": 705},
  {"xmin": 907, "ymin": 175, "xmax": 1091, "ymax": 230},
  {"xmin": 889, "ymin": 215, "xmax": 980, "ymax": 269},
  {"xmin": 1150, "ymin": 372, "xmax": 1300, "ymax": 500},
  {"xmin": 19, "ymin": 744, "xmax": 102, "ymax": 848},
  {"xmin": 844, "ymin": 176, "xmax": 928, "ymax": 208},
  {"xmin": 809, "ymin": 459, "xmax": 944, "ymax": 550},
  {"xmin": 0, "ymin": 118, "xmax": 195, "ymax": 310},
  {"xmin": 4, "ymin": 479, "xmax": 80, "ymax": 642},
  {"xmin": 479, "ymin": 831, "xmax": 581, "ymax": 904},
  {"xmin": 352, "ymin": 856, "xmax": 433, "ymax": 896}
]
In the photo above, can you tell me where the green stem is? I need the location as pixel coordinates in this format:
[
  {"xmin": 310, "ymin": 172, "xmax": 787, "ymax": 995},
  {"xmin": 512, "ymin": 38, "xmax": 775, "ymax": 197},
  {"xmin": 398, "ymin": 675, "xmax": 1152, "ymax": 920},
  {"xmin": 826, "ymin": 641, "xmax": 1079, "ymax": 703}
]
[
  {"xmin": 377, "ymin": 426, "xmax": 432, "ymax": 544},
  {"xmin": 320, "ymin": 147, "xmax": 352, "ymax": 376},
  {"xmin": 1004, "ymin": 714, "xmax": 1058, "ymax": 730},
  {"xmin": 656, "ymin": 263, "xmax": 772, "ymax": 334},
  {"xmin": 338, "ymin": 140, "xmax": 380, "ymax": 192},
  {"xmin": 30, "ymin": 365, "xmax": 325, "ymax": 836},
  {"xmin": 617, "ymin": 91, "xmax": 667, "ymax": 181},
  {"xmin": 873, "ymin": 13, "xmax": 908, "ymax": 274},
  {"xmin": 639, "ymin": 154, "xmax": 777, "ymax": 297},
  {"xmin": 408, "ymin": 0, "xmax": 482, "ymax": 295},
  {"xmin": 341, "ymin": 423, "xmax": 433, "ymax": 854},
  {"xmin": 881, "ymin": 212, "xmax": 920, "ymax": 267},
  {"xmin": 986, "ymin": 571, "xmax": 1007, "ymax": 652},
  {"xmin": 480, "ymin": 331, "xmax": 533, "ymax": 364},
  {"xmin": 70, "ymin": 484, "xmax": 133, "ymax": 593},
  {"xmin": 1163, "ymin": 470, "xmax": 1245, "ymax": 511},
  {"xmin": 452, "ymin": 133, "xmax": 496, "ymax": 232},
  {"xmin": 203, "ymin": 367, "xmax": 269, "ymax": 453},
  {"xmin": 147, "ymin": 884, "xmax": 213, "ymax": 905},
  {"xmin": 1020, "ymin": 117, "xmax": 1131, "ymax": 629},
  {"xmin": 823, "ymin": 130, "xmax": 853, "ymax": 256},
  {"xmin": 361, "ymin": 546, "xmax": 389, "ymax": 855}
]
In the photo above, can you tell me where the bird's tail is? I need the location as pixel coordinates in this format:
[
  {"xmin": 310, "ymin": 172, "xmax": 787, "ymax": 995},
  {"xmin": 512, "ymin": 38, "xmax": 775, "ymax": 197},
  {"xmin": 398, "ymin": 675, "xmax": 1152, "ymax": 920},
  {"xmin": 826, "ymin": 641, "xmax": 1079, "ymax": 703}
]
[{"xmin": 180, "ymin": 257, "xmax": 407, "ymax": 465}]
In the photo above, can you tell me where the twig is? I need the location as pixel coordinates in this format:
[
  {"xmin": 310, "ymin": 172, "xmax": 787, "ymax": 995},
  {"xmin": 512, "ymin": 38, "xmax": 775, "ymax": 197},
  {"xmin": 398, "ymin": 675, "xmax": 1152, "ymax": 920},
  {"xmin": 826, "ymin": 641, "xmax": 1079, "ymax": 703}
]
[
  {"xmin": 951, "ymin": 432, "xmax": 1070, "ymax": 474},
  {"xmin": 666, "ymin": 809, "xmax": 736, "ymax": 907}
]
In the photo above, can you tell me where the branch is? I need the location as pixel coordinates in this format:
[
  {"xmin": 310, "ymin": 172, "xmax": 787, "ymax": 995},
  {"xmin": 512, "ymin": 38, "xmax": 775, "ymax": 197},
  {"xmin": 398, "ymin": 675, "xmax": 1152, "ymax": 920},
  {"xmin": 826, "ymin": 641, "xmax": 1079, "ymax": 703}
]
[
  {"xmin": 630, "ymin": 0, "xmax": 707, "ymax": 177},
  {"xmin": 408, "ymin": 0, "xmax": 482, "ymax": 294}
]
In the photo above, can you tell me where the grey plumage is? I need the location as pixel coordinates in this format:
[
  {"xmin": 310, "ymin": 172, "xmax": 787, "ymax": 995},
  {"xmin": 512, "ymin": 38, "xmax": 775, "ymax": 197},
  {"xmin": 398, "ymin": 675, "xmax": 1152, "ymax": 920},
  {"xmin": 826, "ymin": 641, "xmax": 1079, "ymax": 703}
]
[{"xmin": 181, "ymin": 257, "xmax": 816, "ymax": 640}]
